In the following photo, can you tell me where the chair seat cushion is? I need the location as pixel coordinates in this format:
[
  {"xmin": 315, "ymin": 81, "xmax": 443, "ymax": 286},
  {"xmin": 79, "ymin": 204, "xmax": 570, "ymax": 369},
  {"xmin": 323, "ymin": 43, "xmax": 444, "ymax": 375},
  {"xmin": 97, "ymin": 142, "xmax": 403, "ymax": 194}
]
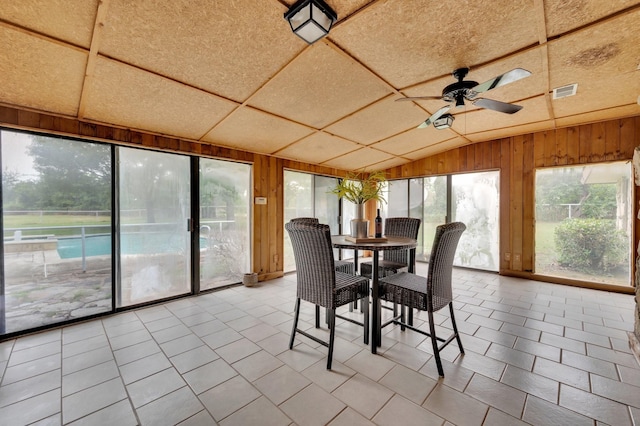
[
  {"xmin": 379, "ymin": 272, "xmax": 450, "ymax": 312},
  {"xmin": 359, "ymin": 260, "xmax": 407, "ymax": 279},
  {"xmin": 335, "ymin": 272, "xmax": 370, "ymax": 307}
]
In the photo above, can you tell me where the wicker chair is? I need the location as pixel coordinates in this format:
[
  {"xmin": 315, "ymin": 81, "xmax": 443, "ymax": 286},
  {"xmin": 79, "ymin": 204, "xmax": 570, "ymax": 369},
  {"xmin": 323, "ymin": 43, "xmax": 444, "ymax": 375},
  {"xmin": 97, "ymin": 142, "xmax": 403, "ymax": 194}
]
[
  {"xmin": 286, "ymin": 221, "xmax": 370, "ymax": 369},
  {"xmin": 359, "ymin": 217, "xmax": 421, "ymax": 279},
  {"xmin": 378, "ymin": 222, "xmax": 466, "ymax": 377},
  {"xmin": 289, "ymin": 217, "xmax": 354, "ymax": 275}
]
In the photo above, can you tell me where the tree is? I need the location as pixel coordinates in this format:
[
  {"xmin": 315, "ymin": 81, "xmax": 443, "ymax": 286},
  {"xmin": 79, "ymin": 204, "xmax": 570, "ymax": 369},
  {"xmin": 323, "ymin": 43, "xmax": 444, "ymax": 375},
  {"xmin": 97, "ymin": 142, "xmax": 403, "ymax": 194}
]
[{"xmin": 27, "ymin": 136, "xmax": 111, "ymax": 210}]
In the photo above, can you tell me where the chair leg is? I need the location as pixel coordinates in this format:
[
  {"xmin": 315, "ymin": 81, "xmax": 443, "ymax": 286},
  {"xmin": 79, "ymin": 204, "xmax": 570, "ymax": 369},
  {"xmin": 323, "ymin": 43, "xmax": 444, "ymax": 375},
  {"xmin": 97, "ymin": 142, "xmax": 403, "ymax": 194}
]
[
  {"xmin": 363, "ymin": 295, "xmax": 370, "ymax": 346},
  {"xmin": 315, "ymin": 305, "xmax": 320, "ymax": 328},
  {"xmin": 400, "ymin": 303, "xmax": 406, "ymax": 331},
  {"xmin": 327, "ymin": 309, "xmax": 336, "ymax": 369},
  {"xmin": 449, "ymin": 302, "xmax": 464, "ymax": 354},
  {"xmin": 428, "ymin": 309, "xmax": 445, "ymax": 377},
  {"xmin": 290, "ymin": 298, "xmax": 301, "ymax": 350}
]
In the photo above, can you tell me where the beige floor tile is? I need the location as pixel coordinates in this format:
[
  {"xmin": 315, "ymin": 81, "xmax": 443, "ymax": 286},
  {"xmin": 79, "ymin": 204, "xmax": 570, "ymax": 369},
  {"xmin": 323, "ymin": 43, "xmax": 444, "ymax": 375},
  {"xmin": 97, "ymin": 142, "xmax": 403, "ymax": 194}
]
[
  {"xmin": 277, "ymin": 342, "xmax": 325, "ymax": 372},
  {"xmin": 220, "ymin": 396, "xmax": 290, "ymax": 426},
  {"xmin": 483, "ymin": 407, "xmax": 529, "ymax": 425},
  {"xmin": 62, "ymin": 360, "xmax": 118, "ymax": 397},
  {"xmin": 464, "ymin": 373, "xmax": 526, "ymax": 418},
  {"xmin": 332, "ymin": 373, "xmax": 393, "ymax": 419},
  {"xmin": 559, "ymin": 384, "xmax": 632, "ymax": 425},
  {"xmin": 62, "ymin": 377, "xmax": 127, "ymax": 423},
  {"xmin": 199, "ymin": 375, "xmax": 261, "ymax": 421},
  {"xmin": 280, "ymin": 384, "xmax": 346, "ymax": 426},
  {"xmin": 423, "ymin": 382, "xmax": 488, "ymax": 426},
  {"xmin": 136, "ymin": 386, "xmax": 204, "ymax": 426},
  {"xmin": 215, "ymin": 338, "xmax": 261, "ymax": 363},
  {"xmin": 253, "ymin": 365, "xmax": 311, "ymax": 405},
  {"xmin": 522, "ymin": 394, "xmax": 592, "ymax": 426},
  {"xmin": 2, "ymin": 353, "xmax": 60, "ymax": 385},
  {"xmin": 373, "ymin": 394, "xmax": 444, "ymax": 426},
  {"xmin": 67, "ymin": 399, "xmax": 137, "ymax": 426},
  {"xmin": 344, "ymin": 349, "xmax": 395, "ymax": 381},
  {"xmin": 378, "ymin": 364, "xmax": 437, "ymax": 405},
  {"xmin": 302, "ymin": 359, "xmax": 356, "ymax": 392},
  {"xmin": 590, "ymin": 373, "xmax": 640, "ymax": 408},
  {"xmin": 232, "ymin": 349, "xmax": 283, "ymax": 382},
  {"xmin": 500, "ymin": 365, "xmax": 559, "ymax": 404},
  {"xmin": 328, "ymin": 407, "xmax": 374, "ymax": 426},
  {"xmin": 382, "ymin": 342, "xmax": 431, "ymax": 371},
  {"xmin": 485, "ymin": 343, "xmax": 534, "ymax": 371},
  {"xmin": 182, "ymin": 358, "xmax": 237, "ymax": 394},
  {"xmin": 126, "ymin": 368, "xmax": 186, "ymax": 408},
  {"xmin": 170, "ymin": 344, "xmax": 219, "ymax": 374}
]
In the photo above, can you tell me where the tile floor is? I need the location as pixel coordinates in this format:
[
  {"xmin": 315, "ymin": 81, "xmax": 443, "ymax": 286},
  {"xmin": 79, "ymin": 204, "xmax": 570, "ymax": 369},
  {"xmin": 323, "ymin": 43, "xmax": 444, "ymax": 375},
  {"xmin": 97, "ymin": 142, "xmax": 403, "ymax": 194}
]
[{"xmin": 0, "ymin": 265, "xmax": 638, "ymax": 425}]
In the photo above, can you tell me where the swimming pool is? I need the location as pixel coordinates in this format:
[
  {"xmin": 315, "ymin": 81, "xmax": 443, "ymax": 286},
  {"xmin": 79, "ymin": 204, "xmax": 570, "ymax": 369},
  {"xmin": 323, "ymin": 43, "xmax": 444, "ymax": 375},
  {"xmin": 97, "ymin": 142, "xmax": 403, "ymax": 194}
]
[{"xmin": 56, "ymin": 234, "xmax": 208, "ymax": 259}]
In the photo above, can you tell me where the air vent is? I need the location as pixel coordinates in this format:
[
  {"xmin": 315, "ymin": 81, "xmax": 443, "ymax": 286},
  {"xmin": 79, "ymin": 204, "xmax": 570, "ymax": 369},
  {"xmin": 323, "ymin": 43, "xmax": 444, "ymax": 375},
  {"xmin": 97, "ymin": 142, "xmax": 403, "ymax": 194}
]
[{"xmin": 553, "ymin": 84, "xmax": 578, "ymax": 99}]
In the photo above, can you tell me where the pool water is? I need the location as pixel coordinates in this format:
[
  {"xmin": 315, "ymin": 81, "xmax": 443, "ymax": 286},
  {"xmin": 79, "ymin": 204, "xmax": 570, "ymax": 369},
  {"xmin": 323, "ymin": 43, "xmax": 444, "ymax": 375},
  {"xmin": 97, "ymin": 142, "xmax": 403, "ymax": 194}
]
[{"xmin": 56, "ymin": 234, "xmax": 208, "ymax": 259}]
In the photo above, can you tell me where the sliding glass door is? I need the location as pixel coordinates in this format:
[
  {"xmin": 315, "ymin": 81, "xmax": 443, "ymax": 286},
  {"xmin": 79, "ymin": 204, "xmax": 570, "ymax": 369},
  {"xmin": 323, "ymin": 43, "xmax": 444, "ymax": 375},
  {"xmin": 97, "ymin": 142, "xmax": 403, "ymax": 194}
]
[
  {"xmin": 118, "ymin": 148, "xmax": 191, "ymax": 307},
  {"xmin": 199, "ymin": 158, "xmax": 251, "ymax": 290},
  {"xmin": 1, "ymin": 130, "xmax": 112, "ymax": 333}
]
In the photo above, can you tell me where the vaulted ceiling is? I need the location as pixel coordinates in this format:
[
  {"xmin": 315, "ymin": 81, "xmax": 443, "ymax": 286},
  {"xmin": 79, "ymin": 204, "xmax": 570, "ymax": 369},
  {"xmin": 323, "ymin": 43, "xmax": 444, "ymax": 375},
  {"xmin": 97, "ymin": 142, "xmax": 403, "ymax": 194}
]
[{"xmin": 1, "ymin": 0, "xmax": 639, "ymax": 171}]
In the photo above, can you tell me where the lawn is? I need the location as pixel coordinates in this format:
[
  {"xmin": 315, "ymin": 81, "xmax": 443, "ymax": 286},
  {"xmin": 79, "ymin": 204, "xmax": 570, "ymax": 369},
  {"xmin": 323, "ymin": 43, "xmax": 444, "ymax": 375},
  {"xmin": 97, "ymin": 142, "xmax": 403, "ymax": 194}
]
[{"xmin": 3, "ymin": 214, "xmax": 112, "ymax": 238}]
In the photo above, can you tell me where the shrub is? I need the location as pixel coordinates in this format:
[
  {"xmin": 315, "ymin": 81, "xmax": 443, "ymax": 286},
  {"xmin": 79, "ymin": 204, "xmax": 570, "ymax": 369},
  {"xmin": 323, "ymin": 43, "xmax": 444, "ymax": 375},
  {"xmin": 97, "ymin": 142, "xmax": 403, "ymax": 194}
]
[{"xmin": 554, "ymin": 219, "xmax": 627, "ymax": 272}]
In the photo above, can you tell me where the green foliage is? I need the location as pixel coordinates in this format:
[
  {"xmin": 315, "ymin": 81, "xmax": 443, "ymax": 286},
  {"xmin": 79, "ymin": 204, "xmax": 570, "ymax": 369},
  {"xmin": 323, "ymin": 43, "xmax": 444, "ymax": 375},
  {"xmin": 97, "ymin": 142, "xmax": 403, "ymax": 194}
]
[
  {"xmin": 330, "ymin": 170, "xmax": 387, "ymax": 205},
  {"xmin": 554, "ymin": 219, "xmax": 627, "ymax": 272},
  {"xmin": 580, "ymin": 184, "xmax": 617, "ymax": 219}
]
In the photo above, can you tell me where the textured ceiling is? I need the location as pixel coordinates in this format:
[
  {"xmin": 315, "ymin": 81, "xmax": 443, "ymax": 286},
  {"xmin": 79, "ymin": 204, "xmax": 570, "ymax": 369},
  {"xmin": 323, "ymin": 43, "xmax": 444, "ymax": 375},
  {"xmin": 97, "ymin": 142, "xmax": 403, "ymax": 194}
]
[{"xmin": 1, "ymin": 0, "xmax": 639, "ymax": 172}]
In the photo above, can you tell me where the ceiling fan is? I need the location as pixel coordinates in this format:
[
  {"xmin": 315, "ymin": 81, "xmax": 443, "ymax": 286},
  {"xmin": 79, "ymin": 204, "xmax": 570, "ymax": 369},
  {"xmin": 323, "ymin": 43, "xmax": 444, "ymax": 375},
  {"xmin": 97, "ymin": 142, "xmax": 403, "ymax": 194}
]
[{"xmin": 397, "ymin": 67, "xmax": 532, "ymax": 129}]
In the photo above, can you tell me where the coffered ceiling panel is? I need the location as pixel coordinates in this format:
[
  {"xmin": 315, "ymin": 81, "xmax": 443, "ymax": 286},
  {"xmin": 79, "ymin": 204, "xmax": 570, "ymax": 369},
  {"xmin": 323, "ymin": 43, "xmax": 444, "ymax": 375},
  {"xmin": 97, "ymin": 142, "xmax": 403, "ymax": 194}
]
[
  {"xmin": 0, "ymin": 0, "xmax": 98, "ymax": 48},
  {"xmin": 544, "ymin": 0, "xmax": 639, "ymax": 37},
  {"xmin": 275, "ymin": 132, "xmax": 360, "ymax": 164},
  {"xmin": 371, "ymin": 126, "xmax": 458, "ymax": 157},
  {"xmin": 548, "ymin": 9, "xmax": 640, "ymax": 88},
  {"xmin": 1, "ymin": 0, "xmax": 640, "ymax": 174},
  {"xmin": 203, "ymin": 107, "xmax": 313, "ymax": 154},
  {"xmin": 330, "ymin": 0, "xmax": 539, "ymax": 89},
  {"xmin": 248, "ymin": 42, "xmax": 391, "ymax": 129},
  {"xmin": 322, "ymin": 146, "xmax": 392, "ymax": 171},
  {"xmin": 100, "ymin": 0, "xmax": 303, "ymax": 102},
  {"xmin": 324, "ymin": 95, "xmax": 428, "ymax": 145},
  {"xmin": 84, "ymin": 57, "xmax": 237, "ymax": 140},
  {"xmin": 0, "ymin": 26, "xmax": 86, "ymax": 116}
]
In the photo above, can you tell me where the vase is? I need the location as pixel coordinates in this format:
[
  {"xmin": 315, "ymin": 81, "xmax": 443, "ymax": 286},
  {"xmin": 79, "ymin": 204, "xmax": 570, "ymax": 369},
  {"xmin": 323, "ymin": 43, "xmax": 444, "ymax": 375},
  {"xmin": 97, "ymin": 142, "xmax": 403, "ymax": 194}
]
[{"xmin": 350, "ymin": 203, "xmax": 369, "ymax": 238}]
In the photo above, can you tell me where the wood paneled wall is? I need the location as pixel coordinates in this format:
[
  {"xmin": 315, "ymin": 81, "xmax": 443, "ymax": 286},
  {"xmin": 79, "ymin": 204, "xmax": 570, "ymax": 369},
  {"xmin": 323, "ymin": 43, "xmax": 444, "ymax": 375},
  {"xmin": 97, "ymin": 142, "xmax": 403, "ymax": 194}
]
[
  {"xmin": 385, "ymin": 116, "xmax": 640, "ymax": 291},
  {"xmin": 2, "ymin": 105, "xmax": 638, "ymax": 290}
]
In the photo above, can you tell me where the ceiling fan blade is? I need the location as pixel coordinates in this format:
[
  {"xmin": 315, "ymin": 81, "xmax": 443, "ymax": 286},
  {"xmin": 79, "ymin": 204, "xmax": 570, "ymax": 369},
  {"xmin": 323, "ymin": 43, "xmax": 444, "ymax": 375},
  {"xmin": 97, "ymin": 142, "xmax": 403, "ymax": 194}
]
[
  {"xmin": 417, "ymin": 105, "xmax": 451, "ymax": 128},
  {"xmin": 472, "ymin": 68, "xmax": 531, "ymax": 94},
  {"xmin": 473, "ymin": 98, "xmax": 523, "ymax": 114},
  {"xmin": 396, "ymin": 96, "xmax": 442, "ymax": 102}
]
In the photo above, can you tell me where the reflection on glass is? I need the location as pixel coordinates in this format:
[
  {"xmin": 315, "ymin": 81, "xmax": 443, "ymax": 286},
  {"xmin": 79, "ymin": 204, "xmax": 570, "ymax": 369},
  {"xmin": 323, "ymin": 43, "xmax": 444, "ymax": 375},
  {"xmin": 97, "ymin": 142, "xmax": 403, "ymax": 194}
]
[
  {"xmin": 284, "ymin": 171, "xmax": 313, "ymax": 272},
  {"xmin": 420, "ymin": 176, "xmax": 447, "ymax": 261},
  {"xmin": 535, "ymin": 162, "xmax": 631, "ymax": 286},
  {"xmin": 118, "ymin": 148, "xmax": 190, "ymax": 306},
  {"xmin": 1, "ymin": 130, "xmax": 112, "ymax": 334},
  {"xmin": 200, "ymin": 159, "xmax": 251, "ymax": 290},
  {"xmin": 452, "ymin": 171, "xmax": 500, "ymax": 271}
]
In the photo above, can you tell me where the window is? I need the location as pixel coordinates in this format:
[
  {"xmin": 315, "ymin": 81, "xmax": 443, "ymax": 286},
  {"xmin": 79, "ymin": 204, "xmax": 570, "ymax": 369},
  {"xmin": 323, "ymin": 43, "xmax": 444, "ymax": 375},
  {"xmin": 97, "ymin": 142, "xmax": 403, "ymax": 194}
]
[
  {"xmin": 284, "ymin": 171, "xmax": 340, "ymax": 272},
  {"xmin": 535, "ymin": 162, "xmax": 632, "ymax": 286},
  {"xmin": 1, "ymin": 130, "xmax": 112, "ymax": 333},
  {"xmin": 199, "ymin": 158, "xmax": 251, "ymax": 290},
  {"xmin": 118, "ymin": 148, "xmax": 191, "ymax": 306},
  {"xmin": 384, "ymin": 171, "xmax": 500, "ymax": 271}
]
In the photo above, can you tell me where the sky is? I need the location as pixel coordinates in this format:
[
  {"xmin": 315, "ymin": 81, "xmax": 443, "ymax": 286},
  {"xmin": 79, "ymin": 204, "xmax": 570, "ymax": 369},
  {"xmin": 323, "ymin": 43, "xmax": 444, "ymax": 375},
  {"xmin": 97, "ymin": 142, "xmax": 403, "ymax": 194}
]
[{"xmin": 1, "ymin": 130, "xmax": 38, "ymax": 180}]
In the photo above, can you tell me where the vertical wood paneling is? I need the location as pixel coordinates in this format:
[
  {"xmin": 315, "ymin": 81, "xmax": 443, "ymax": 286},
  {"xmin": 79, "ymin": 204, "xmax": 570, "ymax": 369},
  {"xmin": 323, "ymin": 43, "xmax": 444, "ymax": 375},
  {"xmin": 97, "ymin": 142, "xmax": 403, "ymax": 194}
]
[
  {"xmin": 511, "ymin": 135, "xmax": 524, "ymax": 271},
  {"xmin": 555, "ymin": 127, "xmax": 568, "ymax": 165},
  {"xmin": 533, "ymin": 132, "xmax": 545, "ymax": 167},
  {"xmin": 522, "ymin": 134, "xmax": 535, "ymax": 272},
  {"xmin": 491, "ymin": 140, "xmax": 502, "ymax": 169},
  {"xmin": 500, "ymin": 139, "xmax": 512, "ymax": 271},
  {"xmin": 620, "ymin": 117, "xmax": 638, "ymax": 158},
  {"xmin": 566, "ymin": 126, "xmax": 579, "ymax": 164},
  {"xmin": 591, "ymin": 122, "xmax": 606, "ymax": 162},
  {"xmin": 579, "ymin": 124, "xmax": 592, "ymax": 163},
  {"xmin": 605, "ymin": 120, "xmax": 621, "ymax": 160}
]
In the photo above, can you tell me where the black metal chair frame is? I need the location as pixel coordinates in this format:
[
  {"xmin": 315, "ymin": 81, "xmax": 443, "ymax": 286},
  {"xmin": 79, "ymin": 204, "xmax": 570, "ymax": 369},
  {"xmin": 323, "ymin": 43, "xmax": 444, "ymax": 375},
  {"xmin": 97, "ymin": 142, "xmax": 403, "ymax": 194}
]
[
  {"xmin": 378, "ymin": 222, "xmax": 466, "ymax": 377},
  {"xmin": 286, "ymin": 221, "xmax": 370, "ymax": 369}
]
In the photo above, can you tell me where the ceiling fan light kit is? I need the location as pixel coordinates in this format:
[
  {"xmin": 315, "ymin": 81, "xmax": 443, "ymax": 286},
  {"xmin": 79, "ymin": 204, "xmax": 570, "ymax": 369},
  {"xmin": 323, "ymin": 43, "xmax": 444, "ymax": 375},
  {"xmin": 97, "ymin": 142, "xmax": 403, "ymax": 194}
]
[
  {"xmin": 284, "ymin": 0, "xmax": 337, "ymax": 44},
  {"xmin": 433, "ymin": 114, "xmax": 455, "ymax": 129},
  {"xmin": 398, "ymin": 67, "xmax": 532, "ymax": 129}
]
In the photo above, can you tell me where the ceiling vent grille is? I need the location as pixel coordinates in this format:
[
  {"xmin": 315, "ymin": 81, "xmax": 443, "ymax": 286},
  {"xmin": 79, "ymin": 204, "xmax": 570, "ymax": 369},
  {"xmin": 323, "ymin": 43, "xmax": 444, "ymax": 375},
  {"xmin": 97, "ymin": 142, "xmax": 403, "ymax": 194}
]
[{"xmin": 552, "ymin": 83, "xmax": 578, "ymax": 99}]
